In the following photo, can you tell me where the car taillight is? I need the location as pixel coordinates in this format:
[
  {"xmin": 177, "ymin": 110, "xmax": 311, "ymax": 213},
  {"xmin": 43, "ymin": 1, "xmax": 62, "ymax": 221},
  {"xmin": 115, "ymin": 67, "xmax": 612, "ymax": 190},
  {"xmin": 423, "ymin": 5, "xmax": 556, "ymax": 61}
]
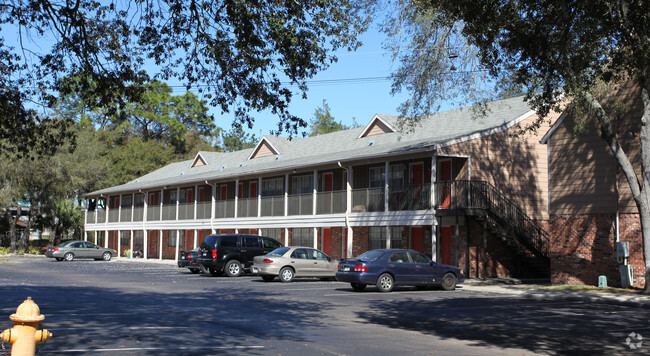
[
  {"xmin": 354, "ymin": 265, "xmax": 368, "ymax": 272},
  {"xmin": 212, "ymin": 249, "xmax": 217, "ymax": 260},
  {"xmin": 52, "ymin": 247, "xmax": 59, "ymax": 252},
  {"xmin": 263, "ymin": 259, "xmax": 273, "ymax": 263},
  {"xmin": 187, "ymin": 254, "xmax": 193, "ymax": 261}
]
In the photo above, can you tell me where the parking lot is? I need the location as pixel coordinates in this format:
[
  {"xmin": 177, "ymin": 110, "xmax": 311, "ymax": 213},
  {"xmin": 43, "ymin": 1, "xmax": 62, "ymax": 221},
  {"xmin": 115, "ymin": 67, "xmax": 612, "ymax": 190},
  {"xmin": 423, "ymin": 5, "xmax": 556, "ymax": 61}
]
[{"xmin": 1, "ymin": 256, "xmax": 649, "ymax": 355}]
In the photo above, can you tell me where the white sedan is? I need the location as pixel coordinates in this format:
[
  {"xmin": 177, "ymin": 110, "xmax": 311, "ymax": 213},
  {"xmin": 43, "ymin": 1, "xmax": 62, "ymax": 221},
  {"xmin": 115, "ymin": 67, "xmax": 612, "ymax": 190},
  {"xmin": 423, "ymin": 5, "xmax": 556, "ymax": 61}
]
[{"xmin": 251, "ymin": 247, "xmax": 339, "ymax": 282}]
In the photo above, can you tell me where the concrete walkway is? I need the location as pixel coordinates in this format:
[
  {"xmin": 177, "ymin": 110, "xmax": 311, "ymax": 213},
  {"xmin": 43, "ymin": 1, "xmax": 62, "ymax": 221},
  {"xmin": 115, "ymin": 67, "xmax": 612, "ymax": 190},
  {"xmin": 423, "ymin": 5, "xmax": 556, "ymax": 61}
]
[{"xmin": 460, "ymin": 278, "xmax": 650, "ymax": 307}]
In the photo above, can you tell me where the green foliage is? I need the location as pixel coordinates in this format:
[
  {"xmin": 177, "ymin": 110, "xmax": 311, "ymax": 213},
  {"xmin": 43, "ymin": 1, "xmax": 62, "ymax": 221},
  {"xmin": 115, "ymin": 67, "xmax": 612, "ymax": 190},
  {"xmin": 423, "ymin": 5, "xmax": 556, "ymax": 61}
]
[
  {"xmin": 1, "ymin": 0, "xmax": 372, "ymax": 156},
  {"xmin": 220, "ymin": 124, "xmax": 257, "ymax": 152},
  {"xmin": 308, "ymin": 100, "xmax": 356, "ymax": 136}
]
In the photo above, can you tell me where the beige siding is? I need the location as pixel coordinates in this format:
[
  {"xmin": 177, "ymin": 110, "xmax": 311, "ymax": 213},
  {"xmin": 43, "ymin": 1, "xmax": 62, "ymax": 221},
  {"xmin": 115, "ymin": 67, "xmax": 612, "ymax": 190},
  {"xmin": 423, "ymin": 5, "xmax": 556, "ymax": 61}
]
[
  {"xmin": 365, "ymin": 120, "xmax": 393, "ymax": 136},
  {"xmin": 548, "ymin": 83, "xmax": 642, "ymax": 215},
  {"xmin": 252, "ymin": 141, "xmax": 276, "ymax": 159},
  {"xmin": 440, "ymin": 112, "xmax": 558, "ymax": 220}
]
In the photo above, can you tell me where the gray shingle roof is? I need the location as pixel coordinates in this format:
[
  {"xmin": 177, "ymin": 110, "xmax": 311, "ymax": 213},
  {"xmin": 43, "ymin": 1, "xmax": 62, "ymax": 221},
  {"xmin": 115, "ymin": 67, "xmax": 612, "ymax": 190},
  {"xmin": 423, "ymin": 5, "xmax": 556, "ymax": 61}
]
[{"xmin": 88, "ymin": 96, "xmax": 533, "ymax": 196}]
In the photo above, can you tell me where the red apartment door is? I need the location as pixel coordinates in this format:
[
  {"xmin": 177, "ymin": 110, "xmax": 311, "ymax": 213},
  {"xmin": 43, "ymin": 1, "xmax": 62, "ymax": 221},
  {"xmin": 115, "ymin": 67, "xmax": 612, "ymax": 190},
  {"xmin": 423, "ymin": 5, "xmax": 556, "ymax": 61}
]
[
  {"xmin": 149, "ymin": 231, "xmax": 157, "ymax": 258},
  {"xmin": 323, "ymin": 228, "xmax": 332, "ymax": 256},
  {"xmin": 440, "ymin": 160, "xmax": 452, "ymax": 209},
  {"xmin": 411, "ymin": 227, "xmax": 423, "ymax": 252},
  {"xmin": 441, "ymin": 227, "xmax": 451, "ymax": 265}
]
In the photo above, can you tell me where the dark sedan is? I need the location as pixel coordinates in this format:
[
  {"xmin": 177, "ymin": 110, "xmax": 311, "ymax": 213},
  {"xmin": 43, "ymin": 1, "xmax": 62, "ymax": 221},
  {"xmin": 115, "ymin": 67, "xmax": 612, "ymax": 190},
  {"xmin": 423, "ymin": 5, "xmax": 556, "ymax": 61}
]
[
  {"xmin": 336, "ymin": 249, "xmax": 465, "ymax": 292},
  {"xmin": 178, "ymin": 248, "xmax": 201, "ymax": 274}
]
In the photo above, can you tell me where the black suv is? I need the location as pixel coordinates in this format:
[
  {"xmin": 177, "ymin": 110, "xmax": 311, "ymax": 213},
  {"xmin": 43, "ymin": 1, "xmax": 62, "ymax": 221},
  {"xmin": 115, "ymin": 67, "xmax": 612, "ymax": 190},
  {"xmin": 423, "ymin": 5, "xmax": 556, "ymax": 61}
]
[{"xmin": 197, "ymin": 234, "xmax": 282, "ymax": 277}]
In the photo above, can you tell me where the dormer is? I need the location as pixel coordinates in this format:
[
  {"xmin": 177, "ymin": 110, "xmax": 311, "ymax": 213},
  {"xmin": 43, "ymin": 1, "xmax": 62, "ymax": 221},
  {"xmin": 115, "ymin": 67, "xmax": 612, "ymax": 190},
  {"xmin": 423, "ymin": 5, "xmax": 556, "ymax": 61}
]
[
  {"xmin": 190, "ymin": 152, "xmax": 208, "ymax": 168},
  {"xmin": 357, "ymin": 114, "xmax": 396, "ymax": 138},
  {"xmin": 248, "ymin": 137, "xmax": 280, "ymax": 160}
]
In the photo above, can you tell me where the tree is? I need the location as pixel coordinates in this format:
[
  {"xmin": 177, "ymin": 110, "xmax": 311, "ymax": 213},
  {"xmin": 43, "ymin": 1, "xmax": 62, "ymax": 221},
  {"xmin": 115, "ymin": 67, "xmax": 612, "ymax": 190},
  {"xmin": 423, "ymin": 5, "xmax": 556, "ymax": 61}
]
[
  {"xmin": 308, "ymin": 100, "xmax": 358, "ymax": 136},
  {"xmin": 220, "ymin": 124, "xmax": 257, "ymax": 153},
  {"xmin": 383, "ymin": 0, "xmax": 650, "ymax": 289},
  {"xmin": 1, "ymin": 0, "xmax": 371, "ymax": 158}
]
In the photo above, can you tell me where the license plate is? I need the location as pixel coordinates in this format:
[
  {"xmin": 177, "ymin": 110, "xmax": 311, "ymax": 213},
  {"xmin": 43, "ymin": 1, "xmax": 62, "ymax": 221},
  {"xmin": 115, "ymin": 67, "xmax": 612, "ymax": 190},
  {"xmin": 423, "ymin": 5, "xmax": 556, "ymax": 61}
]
[
  {"xmin": 342, "ymin": 266, "xmax": 350, "ymax": 272},
  {"xmin": 252, "ymin": 267, "xmax": 259, "ymax": 273}
]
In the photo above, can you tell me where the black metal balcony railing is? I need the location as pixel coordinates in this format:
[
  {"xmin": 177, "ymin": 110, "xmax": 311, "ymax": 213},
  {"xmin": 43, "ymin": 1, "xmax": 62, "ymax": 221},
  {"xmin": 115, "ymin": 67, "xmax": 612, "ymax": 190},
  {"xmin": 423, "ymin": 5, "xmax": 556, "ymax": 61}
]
[
  {"xmin": 389, "ymin": 184, "xmax": 431, "ymax": 211},
  {"xmin": 434, "ymin": 180, "xmax": 550, "ymax": 259}
]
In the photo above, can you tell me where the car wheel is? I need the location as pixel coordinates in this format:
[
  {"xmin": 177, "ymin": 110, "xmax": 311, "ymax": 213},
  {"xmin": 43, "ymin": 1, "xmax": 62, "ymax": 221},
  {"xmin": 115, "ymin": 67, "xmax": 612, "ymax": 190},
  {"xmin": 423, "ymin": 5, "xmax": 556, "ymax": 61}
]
[
  {"xmin": 279, "ymin": 267, "xmax": 294, "ymax": 283},
  {"xmin": 55, "ymin": 258, "xmax": 63, "ymax": 261},
  {"xmin": 261, "ymin": 275, "xmax": 275, "ymax": 282},
  {"xmin": 376, "ymin": 273, "xmax": 394, "ymax": 292},
  {"xmin": 351, "ymin": 283, "xmax": 366, "ymax": 292},
  {"xmin": 189, "ymin": 268, "xmax": 200, "ymax": 274},
  {"xmin": 225, "ymin": 260, "xmax": 243, "ymax": 277},
  {"xmin": 441, "ymin": 273, "xmax": 457, "ymax": 291},
  {"xmin": 64, "ymin": 253, "xmax": 74, "ymax": 262},
  {"xmin": 101, "ymin": 252, "xmax": 112, "ymax": 261},
  {"xmin": 209, "ymin": 267, "xmax": 223, "ymax": 277}
]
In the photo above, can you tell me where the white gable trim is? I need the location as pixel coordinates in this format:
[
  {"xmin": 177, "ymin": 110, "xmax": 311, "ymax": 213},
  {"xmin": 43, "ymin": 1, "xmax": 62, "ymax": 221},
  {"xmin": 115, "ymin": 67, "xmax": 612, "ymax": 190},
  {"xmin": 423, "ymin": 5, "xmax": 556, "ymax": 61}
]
[
  {"xmin": 190, "ymin": 153, "xmax": 208, "ymax": 168},
  {"xmin": 540, "ymin": 113, "xmax": 567, "ymax": 144},
  {"xmin": 248, "ymin": 137, "xmax": 280, "ymax": 160},
  {"xmin": 434, "ymin": 110, "xmax": 536, "ymax": 150},
  {"xmin": 357, "ymin": 114, "xmax": 396, "ymax": 139}
]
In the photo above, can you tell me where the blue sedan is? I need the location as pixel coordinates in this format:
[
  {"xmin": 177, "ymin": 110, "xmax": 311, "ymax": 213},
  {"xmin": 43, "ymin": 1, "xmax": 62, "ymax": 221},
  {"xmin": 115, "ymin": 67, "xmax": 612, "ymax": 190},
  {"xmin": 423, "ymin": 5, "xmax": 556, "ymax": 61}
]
[{"xmin": 336, "ymin": 249, "xmax": 465, "ymax": 292}]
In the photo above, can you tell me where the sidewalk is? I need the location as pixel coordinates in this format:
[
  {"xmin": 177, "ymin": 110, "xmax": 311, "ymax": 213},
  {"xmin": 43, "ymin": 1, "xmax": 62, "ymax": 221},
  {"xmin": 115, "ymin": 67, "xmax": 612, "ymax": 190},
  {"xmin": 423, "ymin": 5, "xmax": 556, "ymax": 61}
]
[{"xmin": 460, "ymin": 278, "xmax": 650, "ymax": 307}]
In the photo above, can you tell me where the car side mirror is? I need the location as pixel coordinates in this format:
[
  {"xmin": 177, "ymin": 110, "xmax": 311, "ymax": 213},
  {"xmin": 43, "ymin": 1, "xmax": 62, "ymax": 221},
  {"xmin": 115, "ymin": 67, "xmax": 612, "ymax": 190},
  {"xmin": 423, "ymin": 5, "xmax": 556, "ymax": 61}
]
[
  {"xmin": 430, "ymin": 261, "xmax": 435, "ymax": 266},
  {"xmin": 327, "ymin": 257, "xmax": 332, "ymax": 262}
]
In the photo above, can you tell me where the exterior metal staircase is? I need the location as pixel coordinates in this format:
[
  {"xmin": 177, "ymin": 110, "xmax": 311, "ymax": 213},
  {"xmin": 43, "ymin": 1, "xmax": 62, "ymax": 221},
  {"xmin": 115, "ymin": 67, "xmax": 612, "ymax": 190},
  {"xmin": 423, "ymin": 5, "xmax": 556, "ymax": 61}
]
[{"xmin": 436, "ymin": 180, "xmax": 551, "ymax": 277}]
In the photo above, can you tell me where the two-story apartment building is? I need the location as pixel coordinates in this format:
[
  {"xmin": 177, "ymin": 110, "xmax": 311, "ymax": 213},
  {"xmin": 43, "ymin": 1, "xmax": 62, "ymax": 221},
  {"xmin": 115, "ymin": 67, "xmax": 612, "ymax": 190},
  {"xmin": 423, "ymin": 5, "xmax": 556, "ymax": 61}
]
[{"xmin": 84, "ymin": 96, "xmax": 560, "ymax": 279}]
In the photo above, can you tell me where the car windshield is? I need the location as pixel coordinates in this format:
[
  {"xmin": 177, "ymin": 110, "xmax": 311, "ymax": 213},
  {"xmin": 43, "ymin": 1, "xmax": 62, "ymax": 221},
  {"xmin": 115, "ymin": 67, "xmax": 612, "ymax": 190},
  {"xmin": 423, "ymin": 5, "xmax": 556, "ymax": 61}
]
[
  {"xmin": 357, "ymin": 250, "xmax": 385, "ymax": 262},
  {"xmin": 267, "ymin": 247, "xmax": 290, "ymax": 257}
]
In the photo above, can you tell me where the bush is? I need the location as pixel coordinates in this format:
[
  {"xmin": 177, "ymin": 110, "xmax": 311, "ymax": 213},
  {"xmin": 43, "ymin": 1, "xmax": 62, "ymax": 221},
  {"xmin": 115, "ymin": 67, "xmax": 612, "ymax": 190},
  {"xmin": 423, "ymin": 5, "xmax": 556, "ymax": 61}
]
[{"xmin": 0, "ymin": 247, "xmax": 10, "ymax": 255}]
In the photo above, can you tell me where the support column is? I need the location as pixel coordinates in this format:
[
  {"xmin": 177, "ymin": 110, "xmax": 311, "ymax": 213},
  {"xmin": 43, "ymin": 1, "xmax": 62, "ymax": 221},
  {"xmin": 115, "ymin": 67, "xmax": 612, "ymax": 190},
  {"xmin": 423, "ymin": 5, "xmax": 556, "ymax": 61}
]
[
  {"xmin": 129, "ymin": 230, "xmax": 134, "ymax": 258},
  {"xmin": 384, "ymin": 162, "xmax": 389, "ymax": 212},
  {"xmin": 431, "ymin": 154, "xmax": 438, "ymax": 262},
  {"xmin": 258, "ymin": 177, "xmax": 262, "ymax": 218},
  {"xmin": 143, "ymin": 229, "xmax": 148, "ymax": 260},
  {"xmin": 455, "ymin": 214, "xmax": 460, "ymax": 266},
  {"xmin": 159, "ymin": 230, "xmax": 163, "ymax": 260},
  {"xmin": 347, "ymin": 227, "xmax": 353, "ymax": 258},
  {"xmin": 194, "ymin": 230, "xmax": 198, "ymax": 249},
  {"xmin": 211, "ymin": 183, "xmax": 216, "ymax": 234},
  {"xmin": 284, "ymin": 174, "xmax": 289, "ymax": 216},
  {"xmin": 313, "ymin": 227, "xmax": 318, "ymax": 249},
  {"xmin": 175, "ymin": 230, "xmax": 180, "ymax": 262},
  {"xmin": 117, "ymin": 231, "xmax": 121, "ymax": 258},
  {"xmin": 234, "ymin": 180, "xmax": 239, "ymax": 218},
  {"xmin": 385, "ymin": 226, "xmax": 391, "ymax": 249},
  {"xmin": 284, "ymin": 227, "xmax": 290, "ymax": 246},
  {"xmin": 313, "ymin": 170, "xmax": 318, "ymax": 215},
  {"xmin": 482, "ymin": 219, "xmax": 487, "ymax": 279}
]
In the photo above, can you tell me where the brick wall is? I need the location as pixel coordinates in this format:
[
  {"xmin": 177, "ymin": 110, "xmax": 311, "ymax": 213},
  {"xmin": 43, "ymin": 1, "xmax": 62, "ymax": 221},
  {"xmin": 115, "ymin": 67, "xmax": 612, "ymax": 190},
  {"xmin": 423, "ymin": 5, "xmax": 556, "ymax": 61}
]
[
  {"xmin": 549, "ymin": 213, "xmax": 644, "ymax": 288},
  {"xmin": 352, "ymin": 227, "xmax": 369, "ymax": 257}
]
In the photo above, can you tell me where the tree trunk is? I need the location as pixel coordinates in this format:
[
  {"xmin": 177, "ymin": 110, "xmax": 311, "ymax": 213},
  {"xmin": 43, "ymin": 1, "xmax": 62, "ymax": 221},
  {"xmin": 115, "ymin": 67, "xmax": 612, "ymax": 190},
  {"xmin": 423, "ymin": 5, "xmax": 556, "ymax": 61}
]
[
  {"xmin": 9, "ymin": 212, "xmax": 17, "ymax": 254},
  {"xmin": 584, "ymin": 90, "xmax": 650, "ymax": 290}
]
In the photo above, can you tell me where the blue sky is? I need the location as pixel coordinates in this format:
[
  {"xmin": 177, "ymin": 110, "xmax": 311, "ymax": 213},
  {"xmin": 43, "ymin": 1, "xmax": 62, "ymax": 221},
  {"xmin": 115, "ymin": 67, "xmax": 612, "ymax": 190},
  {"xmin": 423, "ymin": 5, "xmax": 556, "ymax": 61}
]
[{"xmin": 173, "ymin": 28, "xmax": 413, "ymax": 138}]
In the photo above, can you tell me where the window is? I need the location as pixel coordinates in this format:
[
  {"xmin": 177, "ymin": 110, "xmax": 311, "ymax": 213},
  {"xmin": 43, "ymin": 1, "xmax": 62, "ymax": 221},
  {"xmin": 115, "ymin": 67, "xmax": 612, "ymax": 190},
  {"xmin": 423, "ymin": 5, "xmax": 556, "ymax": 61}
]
[
  {"xmin": 410, "ymin": 252, "xmax": 430, "ymax": 264},
  {"xmin": 389, "ymin": 164, "xmax": 404, "ymax": 192},
  {"xmin": 292, "ymin": 175, "xmax": 313, "ymax": 194},
  {"xmin": 369, "ymin": 166, "xmax": 385, "ymax": 188},
  {"xmin": 369, "ymin": 227, "xmax": 403, "ymax": 250},
  {"xmin": 71, "ymin": 242, "xmax": 83, "ymax": 248},
  {"xmin": 121, "ymin": 231, "xmax": 130, "ymax": 246},
  {"xmin": 219, "ymin": 236, "xmax": 238, "ymax": 247},
  {"xmin": 263, "ymin": 238, "xmax": 282, "ymax": 249},
  {"xmin": 291, "ymin": 248, "xmax": 309, "ymax": 259},
  {"xmin": 292, "ymin": 228, "xmax": 313, "ymax": 247},
  {"xmin": 121, "ymin": 195, "xmax": 132, "ymax": 208},
  {"xmin": 389, "ymin": 252, "xmax": 409, "ymax": 263},
  {"xmin": 244, "ymin": 236, "xmax": 260, "ymax": 248},
  {"xmin": 311, "ymin": 249, "xmax": 329, "ymax": 260},
  {"xmin": 262, "ymin": 228, "xmax": 282, "ymax": 242},
  {"xmin": 262, "ymin": 177, "xmax": 284, "ymax": 196}
]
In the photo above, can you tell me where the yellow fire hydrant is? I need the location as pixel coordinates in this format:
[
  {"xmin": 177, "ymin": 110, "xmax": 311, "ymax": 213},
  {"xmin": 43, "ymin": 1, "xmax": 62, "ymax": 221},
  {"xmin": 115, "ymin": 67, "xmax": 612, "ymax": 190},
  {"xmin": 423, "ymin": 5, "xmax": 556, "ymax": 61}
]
[{"xmin": 1, "ymin": 297, "xmax": 52, "ymax": 356}]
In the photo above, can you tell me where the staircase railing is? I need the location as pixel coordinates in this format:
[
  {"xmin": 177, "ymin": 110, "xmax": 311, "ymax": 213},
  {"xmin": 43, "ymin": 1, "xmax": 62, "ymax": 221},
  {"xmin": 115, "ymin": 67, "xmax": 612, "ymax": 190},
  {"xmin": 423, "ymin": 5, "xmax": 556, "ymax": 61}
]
[{"xmin": 435, "ymin": 180, "xmax": 550, "ymax": 259}]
